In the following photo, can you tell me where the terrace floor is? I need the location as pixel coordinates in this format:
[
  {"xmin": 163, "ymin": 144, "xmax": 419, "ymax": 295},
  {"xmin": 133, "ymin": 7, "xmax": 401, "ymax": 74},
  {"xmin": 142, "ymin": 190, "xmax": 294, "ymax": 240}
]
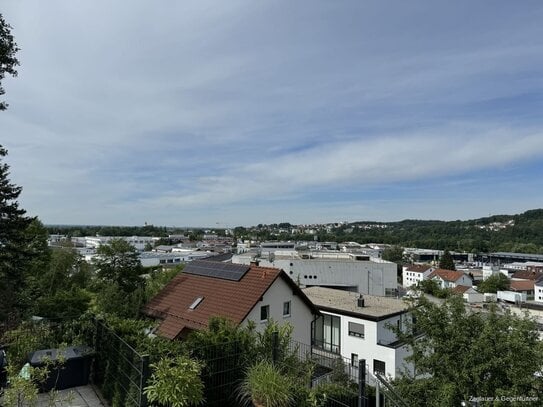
[{"xmin": 36, "ymin": 385, "xmax": 107, "ymax": 407}]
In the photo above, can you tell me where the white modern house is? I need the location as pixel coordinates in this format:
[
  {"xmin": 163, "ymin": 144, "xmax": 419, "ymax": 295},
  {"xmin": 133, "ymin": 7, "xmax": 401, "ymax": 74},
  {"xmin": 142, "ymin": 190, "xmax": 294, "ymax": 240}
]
[
  {"xmin": 402, "ymin": 264, "xmax": 434, "ymax": 288},
  {"xmin": 303, "ymin": 287, "xmax": 414, "ymax": 380},
  {"xmin": 233, "ymin": 251, "xmax": 398, "ymax": 296}
]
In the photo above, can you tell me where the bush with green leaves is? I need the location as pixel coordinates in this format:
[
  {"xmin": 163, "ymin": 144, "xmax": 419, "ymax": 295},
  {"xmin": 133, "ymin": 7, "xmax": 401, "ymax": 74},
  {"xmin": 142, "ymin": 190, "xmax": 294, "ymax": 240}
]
[
  {"xmin": 144, "ymin": 355, "xmax": 205, "ymax": 407},
  {"xmin": 238, "ymin": 360, "xmax": 294, "ymax": 407}
]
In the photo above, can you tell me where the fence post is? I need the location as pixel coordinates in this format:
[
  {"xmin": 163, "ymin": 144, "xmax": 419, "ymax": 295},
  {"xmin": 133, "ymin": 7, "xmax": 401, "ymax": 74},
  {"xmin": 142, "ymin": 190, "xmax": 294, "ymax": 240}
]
[
  {"xmin": 140, "ymin": 355, "xmax": 150, "ymax": 407},
  {"xmin": 271, "ymin": 331, "xmax": 279, "ymax": 363},
  {"xmin": 358, "ymin": 359, "xmax": 366, "ymax": 407}
]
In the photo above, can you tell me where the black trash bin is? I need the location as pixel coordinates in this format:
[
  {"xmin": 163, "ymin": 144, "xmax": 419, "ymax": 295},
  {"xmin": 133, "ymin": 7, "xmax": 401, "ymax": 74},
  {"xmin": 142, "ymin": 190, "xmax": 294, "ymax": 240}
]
[
  {"xmin": 0, "ymin": 347, "xmax": 7, "ymax": 389},
  {"xmin": 28, "ymin": 345, "xmax": 94, "ymax": 391}
]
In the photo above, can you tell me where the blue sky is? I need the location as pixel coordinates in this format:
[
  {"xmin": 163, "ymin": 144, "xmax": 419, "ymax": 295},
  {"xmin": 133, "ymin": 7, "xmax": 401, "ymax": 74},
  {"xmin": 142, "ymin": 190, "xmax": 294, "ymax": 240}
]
[{"xmin": 2, "ymin": 0, "xmax": 543, "ymax": 227}]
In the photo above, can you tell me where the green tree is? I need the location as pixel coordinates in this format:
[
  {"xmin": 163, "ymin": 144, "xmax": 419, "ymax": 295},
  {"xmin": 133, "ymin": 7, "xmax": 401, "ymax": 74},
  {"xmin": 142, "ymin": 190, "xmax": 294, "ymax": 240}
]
[
  {"xmin": 478, "ymin": 273, "xmax": 510, "ymax": 294},
  {"xmin": 438, "ymin": 249, "xmax": 455, "ymax": 270},
  {"xmin": 393, "ymin": 296, "xmax": 543, "ymax": 406},
  {"xmin": 94, "ymin": 238, "xmax": 144, "ymax": 293},
  {"xmin": 0, "ymin": 13, "xmax": 19, "ymax": 110},
  {"xmin": 144, "ymin": 355, "xmax": 205, "ymax": 407},
  {"xmin": 0, "ymin": 146, "xmax": 35, "ymax": 320}
]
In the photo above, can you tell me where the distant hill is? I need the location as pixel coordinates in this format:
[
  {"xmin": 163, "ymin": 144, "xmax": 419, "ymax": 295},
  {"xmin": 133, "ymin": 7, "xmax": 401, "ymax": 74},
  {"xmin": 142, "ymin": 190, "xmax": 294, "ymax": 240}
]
[{"xmin": 328, "ymin": 209, "xmax": 543, "ymax": 253}]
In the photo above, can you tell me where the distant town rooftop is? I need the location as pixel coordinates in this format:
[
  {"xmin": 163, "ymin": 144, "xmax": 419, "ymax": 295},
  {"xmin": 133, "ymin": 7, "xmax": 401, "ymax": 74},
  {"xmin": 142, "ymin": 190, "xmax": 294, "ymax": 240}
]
[{"xmin": 302, "ymin": 286, "xmax": 408, "ymax": 321}]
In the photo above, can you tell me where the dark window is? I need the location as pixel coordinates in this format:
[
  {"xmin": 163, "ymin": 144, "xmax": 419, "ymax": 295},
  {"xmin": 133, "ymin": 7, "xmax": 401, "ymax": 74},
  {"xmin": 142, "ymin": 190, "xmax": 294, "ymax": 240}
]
[
  {"xmin": 304, "ymin": 275, "xmax": 307, "ymax": 279},
  {"xmin": 351, "ymin": 353, "xmax": 359, "ymax": 367},
  {"xmin": 283, "ymin": 301, "xmax": 291, "ymax": 317},
  {"xmin": 312, "ymin": 314, "xmax": 341, "ymax": 354},
  {"xmin": 348, "ymin": 322, "xmax": 365, "ymax": 338},
  {"xmin": 314, "ymin": 275, "xmax": 317, "ymax": 279},
  {"xmin": 374, "ymin": 359, "xmax": 386, "ymax": 375},
  {"xmin": 260, "ymin": 305, "xmax": 269, "ymax": 321}
]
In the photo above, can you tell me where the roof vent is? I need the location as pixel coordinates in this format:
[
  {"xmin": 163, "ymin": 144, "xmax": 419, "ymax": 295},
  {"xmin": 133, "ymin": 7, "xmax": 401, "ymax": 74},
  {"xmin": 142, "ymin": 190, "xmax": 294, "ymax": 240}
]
[{"xmin": 357, "ymin": 294, "xmax": 365, "ymax": 308}]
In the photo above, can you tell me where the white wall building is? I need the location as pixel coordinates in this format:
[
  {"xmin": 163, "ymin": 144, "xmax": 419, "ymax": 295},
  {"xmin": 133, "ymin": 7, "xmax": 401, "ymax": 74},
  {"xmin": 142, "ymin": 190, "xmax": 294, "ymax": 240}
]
[
  {"xmin": 303, "ymin": 287, "xmax": 414, "ymax": 380},
  {"xmin": 233, "ymin": 252, "xmax": 398, "ymax": 296},
  {"xmin": 402, "ymin": 265, "xmax": 434, "ymax": 288},
  {"xmin": 428, "ymin": 269, "xmax": 473, "ymax": 289},
  {"xmin": 534, "ymin": 278, "xmax": 543, "ymax": 303}
]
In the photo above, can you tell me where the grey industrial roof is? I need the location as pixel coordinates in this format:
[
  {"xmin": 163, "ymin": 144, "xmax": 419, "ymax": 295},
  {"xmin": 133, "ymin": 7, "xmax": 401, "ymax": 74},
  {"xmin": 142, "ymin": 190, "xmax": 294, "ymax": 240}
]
[{"xmin": 302, "ymin": 286, "xmax": 409, "ymax": 321}]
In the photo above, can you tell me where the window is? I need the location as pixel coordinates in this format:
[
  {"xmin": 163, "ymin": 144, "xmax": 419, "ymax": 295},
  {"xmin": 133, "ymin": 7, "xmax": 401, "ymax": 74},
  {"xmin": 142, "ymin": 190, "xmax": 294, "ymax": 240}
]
[
  {"xmin": 304, "ymin": 275, "xmax": 307, "ymax": 279},
  {"xmin": 189, "ymin": 297, "xmax": 204, "ymax": 310},
  {"xmin": 348, "ymin": 322, "xmax": 365, "ymax": 338},
  {"xmin": 260, "ymin": 305, "xmax": 269, "ymax": 322},
  {"xmin": 312, "ymin": 314, "xmax": 341, "ymax": 354},
  {"xmin": 373, "ymin": 359, "xmax": 386, "ymax": 375},
  {"xmin": 283, "ymin": 301, "xmax": 291, "ymax": 317},
  {"xmin": 351, "ymin": 353, "xmax": 358, "ymax": 367}
]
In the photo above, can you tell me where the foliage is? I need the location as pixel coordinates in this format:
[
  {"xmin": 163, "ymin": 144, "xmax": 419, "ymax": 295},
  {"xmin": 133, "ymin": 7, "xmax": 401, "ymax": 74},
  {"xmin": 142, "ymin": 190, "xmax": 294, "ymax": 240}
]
[
  {"xmin": 478, "ymin": 273, "xmax": 510, "ymax": 293},
  {"xmin": 0, "ymin": 146, "xmax": 35, "ymax": 321},
  {"xmin": 238, "ymin": 360, "xmax": 294, "ymax": 407},
  {"xmin": 144, "ymin": 265, "xmax": 183, "ymax": 302},
  {"xmin": 93, "ymin": 282, "xmax": 145, "ymax": 318},
  {"xmin": 94, "ymin": 238, "xmax": 144, "ymax": 293},
  {"xmin": 308, "ymin": 382, "xmax": 358, "ymax": 407},
  {"xmin": 392, "ymin": 296, "xmax": 543, "ymax": 406},
  {"xmin": 438, "ymin": 249, "xmax": 455, "ymax": 270},
  {"xmin": 144, "ymin": 355, "xmax": 205, "ymax": 407},
  {"xmin": 0, "ymin": 13, "xmax": 19, "ymax": 111},
  {"xmin": 416, "ymin": 279, "xmax": 451, "ymax": 298}
]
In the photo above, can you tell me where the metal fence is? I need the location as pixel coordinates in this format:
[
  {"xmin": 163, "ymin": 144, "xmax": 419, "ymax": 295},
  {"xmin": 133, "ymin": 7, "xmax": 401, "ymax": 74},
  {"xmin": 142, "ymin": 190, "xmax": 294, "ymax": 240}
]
[
  {"xmin": 92, "ymin": 319, "xmax": 150, "ymax": 407},
  {"xmin": 1, "ymin": 320, "xmax": 407, "ymax": 407}
]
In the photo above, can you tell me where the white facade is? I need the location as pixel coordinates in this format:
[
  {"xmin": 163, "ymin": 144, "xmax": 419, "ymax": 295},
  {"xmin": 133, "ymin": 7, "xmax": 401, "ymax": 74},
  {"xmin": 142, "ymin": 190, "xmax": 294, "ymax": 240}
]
[
  {"xmin": 233, "ymin": 253, "xmax": 398, "ymax": 296},
  {"xmin": 314, "ymin": 310, "xmax": 413, "ymax": 380},
  {"xmin": 482, "ymin": 265, "xmax": 500, "ymax": 280},
  {"xmin": 242, "ymin": 275, "xmax": 315, "ymax": 345},
  {"xmin": 463, "ymin": 289, "xmax": 485, "ymax": 303},
  {"xmin": 534, "ymin": 281, "xmax": 543, "ymax": 303},
  {"xmin": 431, "ymin": 273, "xmax": 472, "ymax": 289},
  {"xmin": 402, "ymin": 266, "xmax": 434, "ymax": 288}
]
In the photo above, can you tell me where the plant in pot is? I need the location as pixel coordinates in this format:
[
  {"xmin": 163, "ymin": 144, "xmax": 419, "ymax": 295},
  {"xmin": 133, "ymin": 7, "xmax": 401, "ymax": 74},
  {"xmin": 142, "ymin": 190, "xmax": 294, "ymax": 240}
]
[{"xmin": 238, "ymin": 360, "xmax": 293, "ymax": 407}]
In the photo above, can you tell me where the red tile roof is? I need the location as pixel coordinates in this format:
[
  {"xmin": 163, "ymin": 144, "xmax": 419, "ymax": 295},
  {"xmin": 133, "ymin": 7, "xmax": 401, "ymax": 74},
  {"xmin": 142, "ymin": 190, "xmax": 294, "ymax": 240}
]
[
  {"xmin": 428, "ymin": 269, "xmax": 468, "ymax": 283},
  {"xmin": 405, "ymin": 264, "xmax": 432, "ymax": 273},
  {"xmin": 511, "ymin": 270, "xmax": 543, "ymax": 281},
  {"xmin": 509, "ymin": 280, "xmax": 534, "ymax": 292},
  {"xmin": 142, "ymin": 261, "xmax": 317, "ymax": 339}
]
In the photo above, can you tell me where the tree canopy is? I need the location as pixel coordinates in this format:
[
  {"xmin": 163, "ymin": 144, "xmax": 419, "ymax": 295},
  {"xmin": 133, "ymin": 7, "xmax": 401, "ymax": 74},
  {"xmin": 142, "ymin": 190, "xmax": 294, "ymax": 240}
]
[
  {"xmin": 477, "ymin": 273, "xmax": 510, "ymax": 294},
  {"xmin": 0, "ymin": 146, "xmax": 35, "ymax": 320},
  {"xmin": 439, "ymin": 249, "xmax": 455, "ymax": 270},
  {"xmin": 393, "ymin": 296, "xmax": 543, "ymax": 406},
  {"xmin": 0, "ymin": 13, "xmax": 19, "ymax": 111}
]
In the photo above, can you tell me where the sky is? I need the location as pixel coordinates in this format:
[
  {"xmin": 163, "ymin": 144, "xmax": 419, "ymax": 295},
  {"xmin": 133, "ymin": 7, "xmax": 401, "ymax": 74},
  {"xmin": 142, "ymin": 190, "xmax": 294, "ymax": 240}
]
[{"xmin": 1, "ymin": 0, "xmax": 543, "ymax": 227}]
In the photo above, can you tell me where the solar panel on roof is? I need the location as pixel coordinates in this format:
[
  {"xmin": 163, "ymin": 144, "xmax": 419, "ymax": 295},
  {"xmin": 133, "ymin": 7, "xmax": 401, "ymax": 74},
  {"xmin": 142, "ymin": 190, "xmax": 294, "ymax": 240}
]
[{"xmin": 183, "ymin": 261, "xmax": 250, "ymax": 281}]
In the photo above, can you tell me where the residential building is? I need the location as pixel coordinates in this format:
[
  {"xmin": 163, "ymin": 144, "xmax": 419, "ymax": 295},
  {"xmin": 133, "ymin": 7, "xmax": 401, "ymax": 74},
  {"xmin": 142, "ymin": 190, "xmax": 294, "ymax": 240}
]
[
  {"xmin": 535, "ymin": 277, "xmax": 543, "ymax": 303},
  {"xmin": 428, "ymin": 269, "xmax": 473, "ymax": 289},
  {"xmin": 451, "ymin": 285, "xmax": 484, "ymax": 303},
  {"xmin": 303, "ymin": 287, "xmax": 414, "ymax": 380},
  {"xmin": 143, "ymin": 260, "xmax": 319, "ymax": 344},
  {"xmin": 509, "ymin": 280, "xmax": 535, "ymax": 297},
  {"xmin": 402, "ymin": 264, "xmax": 434, "ymax": 288}
]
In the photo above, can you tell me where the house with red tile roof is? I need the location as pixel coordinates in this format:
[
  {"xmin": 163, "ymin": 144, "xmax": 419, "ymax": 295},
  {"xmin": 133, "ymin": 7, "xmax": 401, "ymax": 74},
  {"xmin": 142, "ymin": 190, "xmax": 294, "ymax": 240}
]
[
  {"xmin": 509, "ymin": 280, "xmax": 535, "ymax": 296},
  {"xmin": 428, "ymin": 269, "xmax": 473, "ymax": 289},
  {"xmin": 142, "ymin": 260, "xmax": 319, "ymax": 344}
]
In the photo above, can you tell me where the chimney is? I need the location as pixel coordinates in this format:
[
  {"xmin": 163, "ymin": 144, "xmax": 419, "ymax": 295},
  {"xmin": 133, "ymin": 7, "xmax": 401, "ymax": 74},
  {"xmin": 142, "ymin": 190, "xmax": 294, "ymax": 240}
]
[
  {"xmin": 357, "ymin": 294, "xmax": 365, "ymax": 308},
  {"xmin": 250, "ymin": 260, "xmax": 260, "ymax": 267}
]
